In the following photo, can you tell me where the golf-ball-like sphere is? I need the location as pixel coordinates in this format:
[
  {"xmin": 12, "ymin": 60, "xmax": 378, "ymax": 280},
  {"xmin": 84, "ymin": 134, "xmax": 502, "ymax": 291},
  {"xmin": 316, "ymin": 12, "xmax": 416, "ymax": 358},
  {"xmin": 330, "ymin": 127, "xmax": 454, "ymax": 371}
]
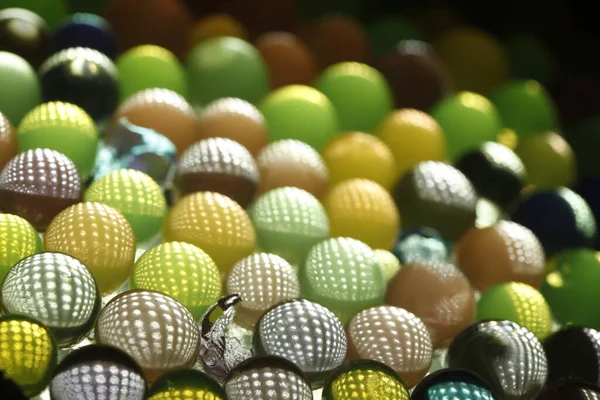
[
  {"xmin": 39, "ymin": 47, "xmax": 119, "ymax": 121},
  {"xmin": 373, "ymin": 249, "xmax": 401, "ymax": 282},
  {"xmin": 0, "ymin": 112, "xmax": 16, "ymax": 171},
  {"xmin": 250, "ymin": 187, "xmax": 329, "ymax": 264},
  {"xmin": 1, "ymin": 252, "xmax": 100, "ymax": 347},
  {"xmin": 226, "ymin": 253, "xmax": 301, "ymax": 329},
  {"xmin": 324, "ymin": 179, "xmax": 400, "ymax": 251},
  {"xmin": 84, "ymin": 169, "xmax": 167, "ymax": 243},
  {"xmin": 163, "ymin": 191, "xmax": 256, "ymax": 276},
  {"xmin": 411, "ymin": 369, "xmax": 496, "ymax": 400},
  {"xmin": 175, "ymin": 137, "xmax": 260, "ymax": 208},
  {"xmin": 386, "ymin": 260, "xmax": 476, "ymax": 349},
  {"xmin": 0, "ymin": 148, "xmax": 82, "ymax": 231},
  {"xmin": 113, "ymin": 88, "xmax": 197, "ymax": 155},
  {"xmin": 258, "ymin": 139, "xmax": 328, "ymax": 198},
  {"xmin": 254, "ymin": 299, "xmax": 347, "ymax": 388},
  {"xmin": 44, "ymin": 202, "xmax": 136, "ymax": 294},
  {"xmin": 17, "ymin": 101, "xmax": 98, "ymax": 180},
  {"xmin": 392, "ymin": 161, "xmax": 478, "ymax": 241},
  {"xmin": 0, "ymin": 213, "xmax": 42, "ymax": 281},
  {"xmin": 225, "ymin": 356, "xmax": 313, "ymax": 400},
  {"xmin": 196, "ymin": 97, "xmax": 268, "ymax": 156},
  {"xmin": 132, "ymin": 241, "xmax": 221, "ymax": 320},
  {"xmin": 300, "ymin": 237, "xmax": 386, "ymax": 324},
  {"xmin": 0, "ymin": 8, "xmax": 53, "ymax": 68},
  {"xmin": 347, "ymin": 306, "xmax": 433, "ymax": 388},
  {"xmin": 0, "ymin": 315, "xmax": 57, "ymax": 397},
  {"xmin": 49, "ymin": 345, "xmax": 147, "ymax": 400},
  {"xmin": 96, "ymin": 290, "xmax": 200, "ymax": 381},
  {"xmin": 456, "ymin": 220, "xmax": 545, "ymax": 291},
  {"xmin": 146, "ymin": 369, "xmax": 226, "ymax": 400}
]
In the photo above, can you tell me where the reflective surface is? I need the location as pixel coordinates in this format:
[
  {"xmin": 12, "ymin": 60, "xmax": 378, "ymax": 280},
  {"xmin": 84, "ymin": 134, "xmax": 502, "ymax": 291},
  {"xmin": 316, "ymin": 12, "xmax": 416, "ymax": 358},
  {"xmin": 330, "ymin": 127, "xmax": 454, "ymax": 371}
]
[
  {"xmin": 393, "ymin": 227, "xmax": 451, "ymax": 265},
  {"xmin": 411, "ymin": 369, "xmax": 496, "ymax": 400},
  {"xmin": 0, "ymin": 213, "xmax": 41, "ymax": 281},
  {"xmin": 536, "ymin": 382, "xmax": 600, "ymax": 400},
  {"xmin": 0, "ymin": 8, "xmax": 53, "ymax": 68},
  {"xmin": 146, "ymin": 369, "xmax": 226, "ymax": 400}
]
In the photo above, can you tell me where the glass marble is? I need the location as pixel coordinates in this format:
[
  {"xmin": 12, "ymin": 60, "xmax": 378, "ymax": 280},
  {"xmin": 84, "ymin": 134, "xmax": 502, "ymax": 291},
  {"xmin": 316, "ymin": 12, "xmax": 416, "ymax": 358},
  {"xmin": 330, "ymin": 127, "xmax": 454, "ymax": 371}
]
[
  {"xmin": 411, "ymin": 369, "xmax": 496, "ymax": 400},
  {"xmin": 250, "ymin": 187, "xmax": 329, "ymax": 264},
  {"xmin": 0, "ymin": 51, "xmax": 41, "ymax": 125},
  {"xmin": 0, "ymin": 213, "xmax": 42, "ymax": 281},
  {"xmin": 0, "ymin": 148, "xmax": 82, "ymax": 231},
  {"xmin": 54, "ymin": 13, "xmax": 117, "ymax": 60},
  {"xmin": 0, "ymin": 8, "xmax": 53, "ymax": 68},
  {"xmin": 44, "ymin": 202, "xmax": 136, "ymax": 294},
  {"xmin": 96, "ymin": 290, "xmax": 200, "ymax": 382},
  {"xmin": 393, "ymin": 227, "xmax": 451, "ymax": 265},
  {"xmin": 146, "ymin": 369, "xmax": 226, "ymax": 400},
  {"xmin": 0, "ymin": 112, "xmax": 16, "ymax": 171}
]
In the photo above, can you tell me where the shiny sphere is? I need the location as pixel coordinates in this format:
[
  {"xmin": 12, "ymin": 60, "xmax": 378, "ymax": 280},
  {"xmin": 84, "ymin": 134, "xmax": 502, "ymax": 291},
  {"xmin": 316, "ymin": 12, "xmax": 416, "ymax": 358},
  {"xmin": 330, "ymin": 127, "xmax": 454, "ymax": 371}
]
[
  {"xmin": 17, "ymin": 101, "xmax": 98, "ymax": 180},
  {"xmin": 44, "ymin": 202, "xmax": 136, "ymax": 294},
  {"xmin": 324, "ymin": 179, "xmax": 399, "ymax": 250},
  {"xmin": 132, "ymin": 241, "xmax": 221, "ymax": 320},
  {"xmin": 54, "ymin": 13, "xmax": 117, "ymax": 59},
  {"xmin": 448, "ymin": 320, "xmax": 548, "ymax": 400},
  {"xmin": 254, "ymin": 299, "xmax": 347, "ymax": 388},
  {"xmin": 411, "ymin": 369, "xmax": 496, "ymax": 400},
  {"xmin": 0, "ymin": 315, "xmax": 57, "ymax": 397},
  {"xmin": 1, "ymin": 252, "xmax": 100, "ymax": 347},
  {"xmin": 392, "ymin": 161, "xmax": 478, "ymax": 241},
  {"xmin": 0, "ymin": 213, "xmax": 41, "ymax": 281},
  {"xmin": 50, "ymin": 345, "xmax": 147, "ymax": 400},
  {"xmin": 347, "ymin": 306, "xmax": 433, "ymax": 388},
  {"xmin": 0, "ymin": 148, "xmax": 82, "ymax": 231},
  {"xmin": 0, "ymin": 8, "xmax": 53, "ymax": 68},
  {"xmin": 456, "ymin": 221, "xmax": 546, "ymax": 291},
  {"xmin": 323, "ymin": 132, "xmax": 396, "ymax": 190},
  {"xmin": 257, "ymin": 139, "xmax": 328, "ymax": 198},
  {"xmin": 146, "ymin": 369, "xmax": 226, "ymax": 400},
  {"xmin": 0, "ymin": 112, "xmax": 16, "ymax": 170},
  {"xmin": 0, "ymin": 51, "xmax": 41, "ymax": 125},
  {"xmin": 226, "ymin": 253, "xmax": 300, "ymax": 329},
  {"xmin": 477, "ymin": 282, "xmax": 552, "ymax": 340},
  {"xmin": 373, "ymin": 249, "xmax": 401, "ymax": 282},
  {"xmin": 0, "ymin": 0, "xmax": 67, "ymax": 29},
  {"xmin": 250, "ymin": 187, "xmax": 329, "ymax": 264},
  {"xmin": 96, "ymin": 290, "xmax": 200, "ymax": 381},
  {"xmin": 163, "ymin": 191, "xmax": 256, "ymax": 276},
  {"xmin": 225, "ymin": 356, "xmax": 313, "ymax": 400},
  {"xmin": 196, "ymin": 97, "xmax": 268, "ymax": 156},
  {"xmin": 84, "ymin": 169, "xmax": 166, "ymax": 243},
  {"xmin": 175, "ymin": 137, "xmax": 260, "ymax": 208},
  {"xmin": 393, "ymin": 227, "xmax": 451, "ymax": 265},
  {"xmin": 112, "ymin": 88, "xmax": 196, "ymax": 155}
]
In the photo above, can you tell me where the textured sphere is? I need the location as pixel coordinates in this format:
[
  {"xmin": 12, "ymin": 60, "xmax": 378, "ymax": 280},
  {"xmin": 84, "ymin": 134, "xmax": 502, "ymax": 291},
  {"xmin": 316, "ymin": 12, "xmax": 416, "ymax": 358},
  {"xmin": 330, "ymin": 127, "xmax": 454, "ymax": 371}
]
[
  {"xmin": 0, "ymin": 51, "xmax": 41, "ymax": 125},
  {"xmin": 0, "ymin": 315, "xmax": 57, "ymax": 397},
  {"xmin": 1, "ymin": 252, "xmax": 100, "ymax": 347},
  {"xmin": 257, "ymin": 139, "xmax": 328, "ymax": 198},
  {"xmin": 53, "ymin": 13, "xmax": 117, "ymax": 60},
  {"xmin": 411, "ymin": 369, "xmax": 496, "ymax": 400},
  {"xmin": 113, "ymin": 88, "xmax": 197, "ymax": 155},
  {"xmin": 324, "ymin": 179, "xmax": 399, "ymax": 250},
  {"xmin": 132, "ymin": 241, "xmax": 221, "ymax": 320},
  {"xmin": 0, "ymin": 8, "xmax": 53, "ymax": 68},
  {"xmin": 17, "ymin": 101, "xmax": 98, "ymax": 180},
  {"xmin": 300, "ymin": 237, "xmax": 386, "ymax": 324},
  {"xmin": 84, "ymin": 169, "xmax": 166, "ymax": 243},
  {"xmin": 347, "ymin": 306, "xmax": 433, "ymax": 388},
  {"xmin": 392, "ymin": 161, "xmax": 478, "ymax": 241},
  {"xmin": 196, "ymin": 97, "xmax": 268, "ymax": 156},
  {"xmin": 175, "ymin": 137, "xmax": 260, "ymax": 208},
  {"xmin": 49, "ymin": 345, "xmax": 147, "ymax": 400},
  {"xmin": 456, "ymin": 221, "xmax": 546, "ymax": 291},
  {"xmin": 146, "ymin": 369, "xmax": 226, "ymax": 400},
  {"xmin": 254, "ymin": 299, "xmax": 347, "ymax": 388},
  {"xmin": 226, "ymin": 253, "xmax": 301, "ymax": 329},
  {"xmin": 0, "ymin": 148, "xmax": 82, "ymax": 231},
  {"xmin": 0, "ymin": 213, "xmax": 41, "ymax": 281},
  {"xmin": 163, "ymin": 191, "xmax": 256, "ymax": 275},
  {"xmin": 44, "ymin": 202, "xmax": 136, "ymax": 294},
  {"xmin": 373, "ymin": 249, "xmax": 402, "ymax": 282},
  {"xmin": 0, "ymin": 112, "xmax": 16, "ymax": 171},
  {"xmin": 225, "ymin": 356, "xmax": 313, "ymax": 400},
  {"xmin": 96, "ymin": 290, "xmax": 200, "ymax": 381},
  {"xmin": 250, "ymin": 187, "xmax": 329, "ymax": 264}
]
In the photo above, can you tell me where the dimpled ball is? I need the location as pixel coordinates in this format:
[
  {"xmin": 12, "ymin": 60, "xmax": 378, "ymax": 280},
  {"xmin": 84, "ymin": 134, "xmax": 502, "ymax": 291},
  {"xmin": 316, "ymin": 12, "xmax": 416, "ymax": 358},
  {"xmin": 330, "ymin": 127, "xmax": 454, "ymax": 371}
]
[
  {"xmin": 411, "ymin": 369, "xmax": 496, "ymax": 400},
  {"xmin": 300, "ymin": 237, "xmax": 386, "ymax": 324},
  {"xmin": 0, "ymin": 315, "xmax": 57, "ymax": 397},
  {"xmin": 477, "ymin": 282, "xmax": 552, "ymax": 340},
  {"xmin": 323, "ymin": 132, "xmax": 397, "ymax": 190},
  {"xmin": 0, "ymin": 213, "xmax": 42, "ymax": 281},
  {"xmin": 373, "ymin": 249, "xmax": 401, "ymax": 282},
  {"xmin": 163, "ymin": 191, "xmax": 256, "ymax": 276},
  {"xmin": 132, "ymin": 242, "xmax": 221, "ymax": 320},
  {"xmin": 0, "ymin": 111, "xmax": 16, "ymax": 171},
  {"xmin": 0, "ymin": 149, "xmax": 82, "ymax": 231},
  {"xmin": 96, "ymin": 290, "xmax": 200, "ymax": 381},
  {"xmin": 17, "ymin": 101, "xmax": 98, "ymax": 180},
  {"xmin": 44, "ymin": 202, "xmax": 136, "ymax": 294},
  {"xmin": 249, "ymin": 187, "xmax": 329, "ymax": 264},
  {"xmin": 226, "ymin": 253, "xmax": 301, "ymax": 329},
  {"xmin": 146, "ymin": 369, "xmax": 226, "ymax": 400},
  {"xmin": 175, "ymin": 137, "xmax": 260, "ymax": 208},
  {"xmin": 258, "ymin": 139, "xmax": 329, "ymax": 198},
  {"xmin": 324, "ymin": 179, "xmax": 400, "ymax": 250},
  {"xmin": 1, "ymin": 252, "xmax": 100, "ymax": 347},
  {"xmin": 254, "ymin": 299, "xmax": 348, "ymax": 388},
  {"xmin": 347, "ymin": 306, "xmax": 433, "ymax": 388},
  {"xmin": 84, "ymin": 169, "xmax": 166, "ymax": 243}
]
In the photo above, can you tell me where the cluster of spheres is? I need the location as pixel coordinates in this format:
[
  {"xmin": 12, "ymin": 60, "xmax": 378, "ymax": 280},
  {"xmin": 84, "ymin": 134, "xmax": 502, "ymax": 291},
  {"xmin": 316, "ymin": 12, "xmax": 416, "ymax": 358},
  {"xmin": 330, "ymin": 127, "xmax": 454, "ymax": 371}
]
[{"xmin": 0, "ymin": 0, "xmax": 599, "ymax": 399}]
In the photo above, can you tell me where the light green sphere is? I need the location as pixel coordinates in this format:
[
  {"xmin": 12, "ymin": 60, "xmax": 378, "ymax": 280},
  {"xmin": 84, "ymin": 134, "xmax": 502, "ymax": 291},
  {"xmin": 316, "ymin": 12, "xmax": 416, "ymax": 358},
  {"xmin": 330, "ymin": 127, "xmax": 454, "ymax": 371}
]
[
  {"xmin": 0, "ymin": 213, "xmax": 42, "ymax": 282},
  {"xmin": 0, "ymin": 52, "xmax": 41, "ymax": 125}
]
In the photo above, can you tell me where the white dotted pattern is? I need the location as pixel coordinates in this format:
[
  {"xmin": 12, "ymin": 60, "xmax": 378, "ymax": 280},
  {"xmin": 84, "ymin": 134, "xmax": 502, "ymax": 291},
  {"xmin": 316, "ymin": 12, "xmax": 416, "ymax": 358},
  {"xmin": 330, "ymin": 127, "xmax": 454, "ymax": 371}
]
[
  {"xmin": 413, "ymin": 161, "xmax": 478, "ymax": 211},
  {"xmin": 225, "ymin": 366, "xmax": 313, "ymax": 400},
  {"xmin": 494, "ymin": 220, "xmax": 545, "ymax": 274},
  {"xmin": 258, "ymin": 140, "xmax": 328, "ymax": 180},
  {"xmin": 39, "ymin": 47, "xmax": 118, "ymax": 77},
  {"xmin": 199, "ymin": 98, "xmax": 265, "ymax": 123}
]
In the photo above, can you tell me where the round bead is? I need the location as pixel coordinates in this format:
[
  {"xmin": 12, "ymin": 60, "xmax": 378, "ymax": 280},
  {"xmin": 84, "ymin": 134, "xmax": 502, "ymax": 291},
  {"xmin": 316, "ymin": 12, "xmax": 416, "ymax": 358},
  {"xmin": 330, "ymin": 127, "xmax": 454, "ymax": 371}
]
[
  {"xmin": 0, "ymin": 8, "xmax": 53, "ymax": 68},
  {"xmin": 146, "ymin": 369, "xmax": 226, "ymax": 400},
  {"xmin": 0, "ymin": 213, "xmax": 42, "ymax": 281},
  {"xmin": 53, "ymin": 13, "xmax": 117, "ymax": 59},
  {"xmin": 373, "ymin": 249, "xmax": 401, "ymax": 282},
  {"xmin": 393, "ymin": 227, "xmax": 451, "ymax": 265},
  {"xmin": 411, "ymin": 369, "xmax": 495, "ymax": 400},
  {"xmin": 0, "ymin": 112, "xmax": 16, "ymax": 171},
  {"xmin": 0, "ymin": 51, "xmax": 41, "ymax": 125},
  {"xmin": 0, "ymin": 0, "xmax": 67, "ymax": 29}
]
